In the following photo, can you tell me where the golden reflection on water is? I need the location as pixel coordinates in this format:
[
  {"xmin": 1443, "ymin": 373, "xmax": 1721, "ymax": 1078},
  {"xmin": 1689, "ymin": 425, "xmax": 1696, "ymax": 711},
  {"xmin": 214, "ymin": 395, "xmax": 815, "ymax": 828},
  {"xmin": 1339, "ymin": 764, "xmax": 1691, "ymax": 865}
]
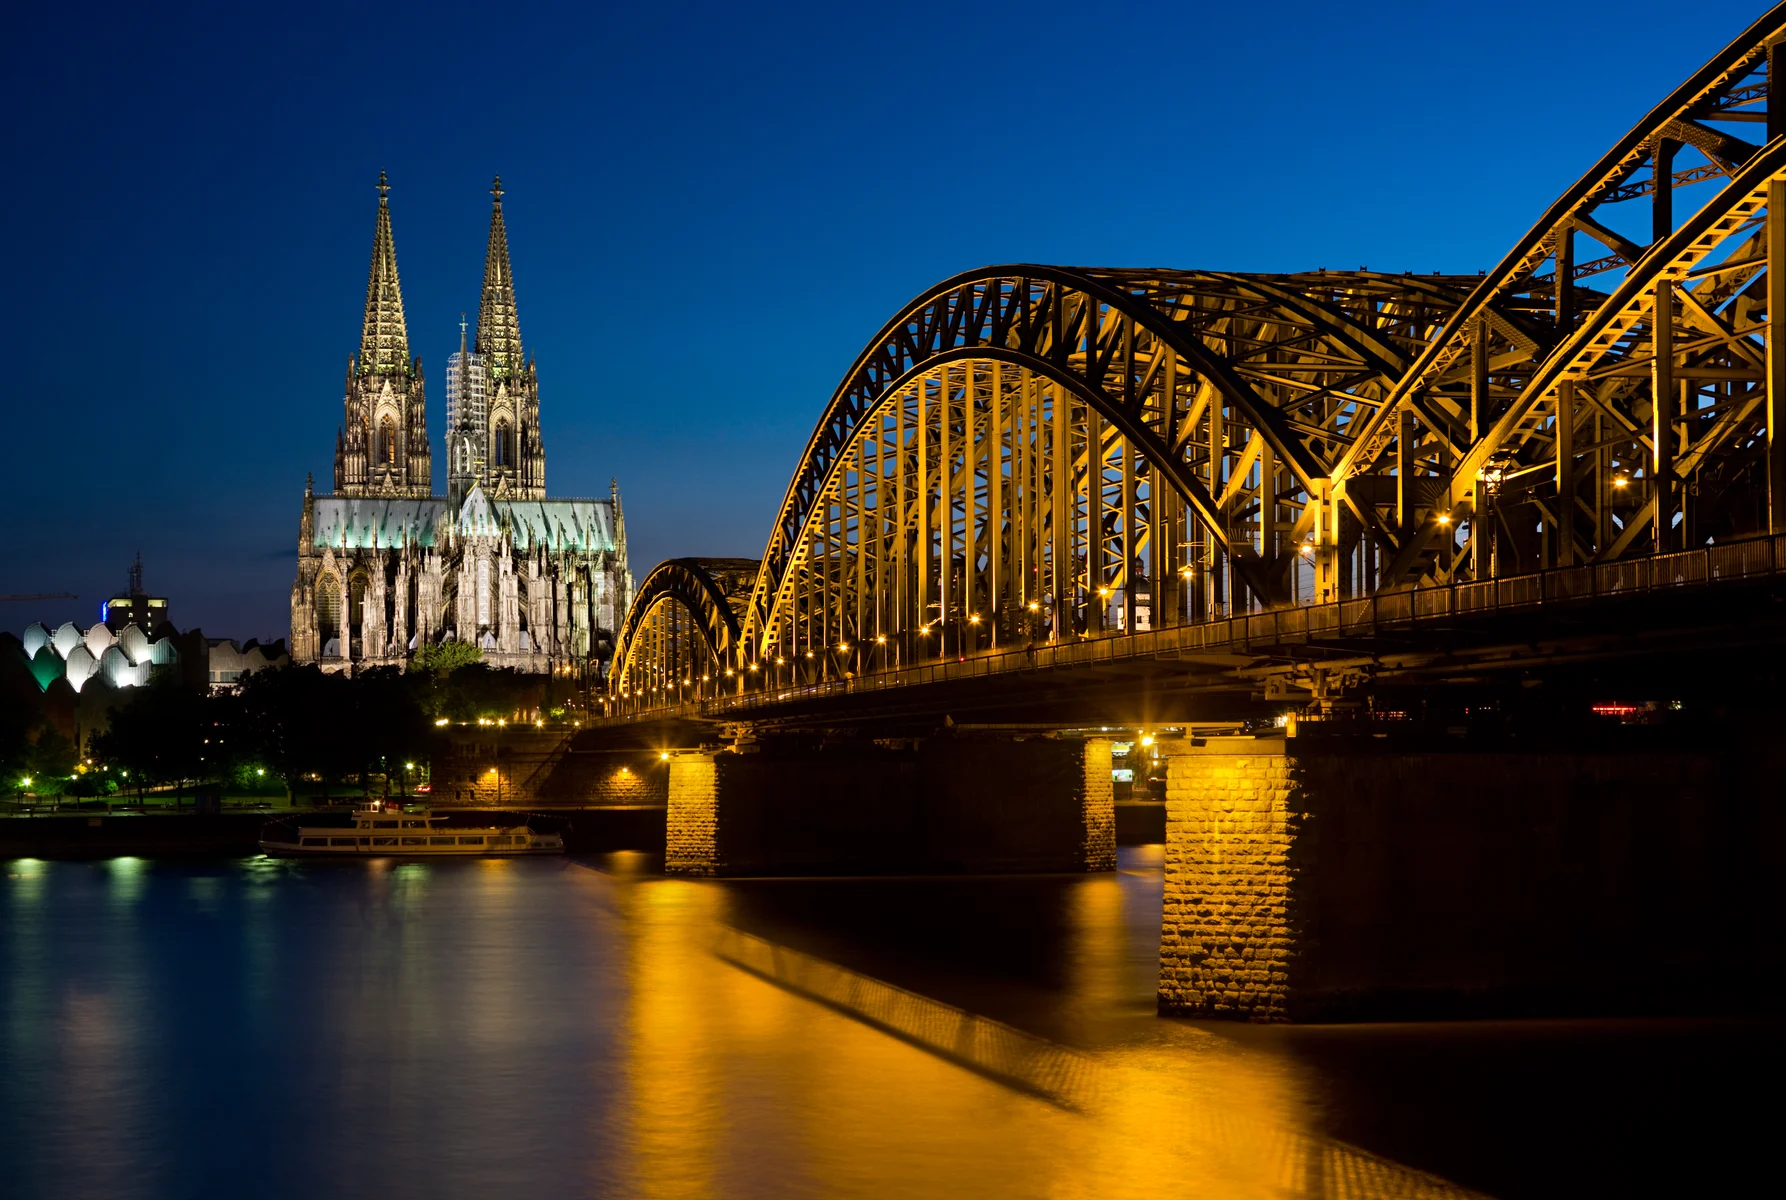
[
  {"xmin": 620, "ymin": 878, "xmax": 727, "ymax": 1198},
  {"xmin": 605, "ymin": 866, "xmax": 1489, "ymax": 1200},
  {"xmin": 0, "ymin": 854, "xmax": 1496, "ymax": 1199}
]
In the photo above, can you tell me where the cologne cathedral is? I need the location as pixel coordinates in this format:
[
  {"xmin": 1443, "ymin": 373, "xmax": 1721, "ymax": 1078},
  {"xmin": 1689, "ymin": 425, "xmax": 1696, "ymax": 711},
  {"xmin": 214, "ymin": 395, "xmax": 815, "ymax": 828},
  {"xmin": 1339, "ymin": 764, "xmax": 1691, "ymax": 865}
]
[{"xmin": 289, "ymin": 175, "xmax": 632, "ymax": 674}]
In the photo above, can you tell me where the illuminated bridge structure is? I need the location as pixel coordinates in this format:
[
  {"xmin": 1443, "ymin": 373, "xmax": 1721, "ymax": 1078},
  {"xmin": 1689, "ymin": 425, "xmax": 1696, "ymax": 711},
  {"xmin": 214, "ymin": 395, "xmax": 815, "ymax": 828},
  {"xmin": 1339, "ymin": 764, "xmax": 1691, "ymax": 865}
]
[
  {"xmin": 595, "ymin": 10, "xmax": 1786, "ymax": 1021},
  {"xmin": 616, "ymin": 7, "xmax": 1786, "ymax": 719}
]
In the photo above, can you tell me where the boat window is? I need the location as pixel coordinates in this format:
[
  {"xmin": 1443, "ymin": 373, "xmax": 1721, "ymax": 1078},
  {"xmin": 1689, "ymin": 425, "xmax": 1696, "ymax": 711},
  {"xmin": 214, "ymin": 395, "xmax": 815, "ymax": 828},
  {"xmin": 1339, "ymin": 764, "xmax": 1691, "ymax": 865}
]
[
  {"xmin": 372, "ymin": 837, "xmax": 396, "ymax": 846},
  {"xmin": 402, "ymin": 821, "xmax": 423, "ymax": 828},
  {"xmin": 375, "ymin": 820, "xmax": 397, "ymax": 828},
  {"xmin": 329, "ymin": 837, "xmax": 356, "ymax": 847},
  {"xmin": 300, "ymin": 837, "xmax": 323, "ymax": 847},
  {"xmin": 401, "ymin": 837, "xmax": 425, "ymax": 845},
  {"xmin": 490, "ymin": 836, "xmax": 510, "ymax": 845},
  {"xmin": 458, "ymin": 836, "xmax": 485, "ymax": 845},
  {"xmin": 429, "ymin": 837, "xmax": 455, "ymax": 846}
]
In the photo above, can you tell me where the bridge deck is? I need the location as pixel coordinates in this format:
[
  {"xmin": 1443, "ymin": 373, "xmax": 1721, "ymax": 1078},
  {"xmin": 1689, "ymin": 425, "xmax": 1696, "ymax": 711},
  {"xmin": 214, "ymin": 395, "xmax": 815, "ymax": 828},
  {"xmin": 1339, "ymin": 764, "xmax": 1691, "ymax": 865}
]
[{"xmin": 600, "ymin": 531, "xmax": 1786, "ymax": 728}]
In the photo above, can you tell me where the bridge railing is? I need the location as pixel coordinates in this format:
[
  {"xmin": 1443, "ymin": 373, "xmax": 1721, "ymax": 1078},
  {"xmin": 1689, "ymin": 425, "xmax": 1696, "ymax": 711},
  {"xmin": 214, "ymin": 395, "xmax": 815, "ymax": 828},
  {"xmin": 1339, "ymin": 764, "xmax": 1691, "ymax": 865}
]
[{"xmin": 601, "ymin": 533, "xmax": 1786, "ymax": 723}]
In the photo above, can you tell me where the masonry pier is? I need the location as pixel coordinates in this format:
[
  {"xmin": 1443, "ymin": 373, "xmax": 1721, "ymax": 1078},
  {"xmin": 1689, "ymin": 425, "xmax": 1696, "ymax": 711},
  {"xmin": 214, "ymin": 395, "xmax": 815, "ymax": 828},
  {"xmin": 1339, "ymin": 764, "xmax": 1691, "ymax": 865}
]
[
  {"xmin": 1157, "ymin": 732, "xmax": 1786, "ymax": 1022},
  {"xmin": 665, "ymin": 734, "xmax": 1115, "ymax": 876}
]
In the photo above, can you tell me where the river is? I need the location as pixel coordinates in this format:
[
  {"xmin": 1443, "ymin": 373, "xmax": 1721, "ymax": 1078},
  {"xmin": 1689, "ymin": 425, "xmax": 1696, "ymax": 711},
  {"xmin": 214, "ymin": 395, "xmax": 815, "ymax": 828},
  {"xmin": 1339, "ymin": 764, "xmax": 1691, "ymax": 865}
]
[{"xmin": 0, "ymin": 849, "xmax": 1772, "ymax": 1199}]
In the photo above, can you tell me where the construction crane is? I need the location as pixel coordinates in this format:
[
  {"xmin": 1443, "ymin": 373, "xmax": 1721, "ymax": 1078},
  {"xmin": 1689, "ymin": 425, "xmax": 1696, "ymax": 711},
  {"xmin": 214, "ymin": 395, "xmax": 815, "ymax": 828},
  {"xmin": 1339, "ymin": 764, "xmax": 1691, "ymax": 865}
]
[{"xmin": 0, "ymin": 593, "xmax": 76, "ymax": 602}]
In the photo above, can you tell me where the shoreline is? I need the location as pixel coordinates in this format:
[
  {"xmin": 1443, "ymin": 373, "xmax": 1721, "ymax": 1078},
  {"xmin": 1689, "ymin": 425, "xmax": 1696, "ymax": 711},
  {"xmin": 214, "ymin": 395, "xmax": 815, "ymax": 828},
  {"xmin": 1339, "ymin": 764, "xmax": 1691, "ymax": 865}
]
[{"xmin": 0, "ymin": 806, "xmax": 668, "ymax": 859}]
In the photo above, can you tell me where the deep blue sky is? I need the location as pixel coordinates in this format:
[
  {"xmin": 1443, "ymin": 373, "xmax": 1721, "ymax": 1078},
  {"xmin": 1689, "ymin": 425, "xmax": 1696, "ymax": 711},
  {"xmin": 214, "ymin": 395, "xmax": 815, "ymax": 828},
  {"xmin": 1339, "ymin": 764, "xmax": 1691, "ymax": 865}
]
[{"xmin": 2, "ymin": 0, "xmax": 1768, "ymax": 641}]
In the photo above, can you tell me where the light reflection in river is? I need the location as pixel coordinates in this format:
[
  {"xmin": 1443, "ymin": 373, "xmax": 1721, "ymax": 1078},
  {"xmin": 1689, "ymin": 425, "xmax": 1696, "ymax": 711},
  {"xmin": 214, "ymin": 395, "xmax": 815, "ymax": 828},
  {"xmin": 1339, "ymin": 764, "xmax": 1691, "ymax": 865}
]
[{"xmin": 0, "ymin": 850, "xmax": 1773, "ymax": 1200}]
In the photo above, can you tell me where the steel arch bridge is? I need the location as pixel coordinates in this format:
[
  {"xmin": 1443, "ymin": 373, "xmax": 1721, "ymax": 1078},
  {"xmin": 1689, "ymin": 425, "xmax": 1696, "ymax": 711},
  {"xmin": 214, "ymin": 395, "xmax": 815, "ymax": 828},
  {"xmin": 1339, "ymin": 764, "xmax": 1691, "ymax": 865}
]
[
  {"xmin": 613, "ymin": 5, "xmax": 1786, "ymax": 708},
  {"xmin": 612, "ymin": 558, "xmax": 758, "ymax": 695}
]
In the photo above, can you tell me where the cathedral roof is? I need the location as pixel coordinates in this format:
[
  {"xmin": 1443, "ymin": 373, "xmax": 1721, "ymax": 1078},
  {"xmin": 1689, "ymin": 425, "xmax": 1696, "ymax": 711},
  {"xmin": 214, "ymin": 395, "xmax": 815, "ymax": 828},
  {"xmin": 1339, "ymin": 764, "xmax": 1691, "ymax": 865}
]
[
  {"xmin": 455, "ymin": 485, "xmax": 617, "ymax": 552},
  {"xmin": 359, "ymin": 171, "xmax": 412, "ymax": 377},
  {"xmin": 476, "ymin": 176, "xmax": 524, "ymax": 380},
  {"xmin": 308, "ymin": 491, "xmax": 619, "ymax": 554},
  {"xmin": 496, "ymin": 499, "xmax": 617, "ymax": 553},
  {"xmin": 312, "ymin": 496, "xmax": 445, "ymax": 549}
]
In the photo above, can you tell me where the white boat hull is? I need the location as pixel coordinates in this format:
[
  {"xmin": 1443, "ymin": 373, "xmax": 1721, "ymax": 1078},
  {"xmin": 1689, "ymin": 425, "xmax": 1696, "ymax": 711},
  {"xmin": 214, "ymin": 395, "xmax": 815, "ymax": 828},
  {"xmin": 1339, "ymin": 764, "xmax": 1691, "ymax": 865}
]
[{"xmin": 260, "ymin": 838, "xmax": 563, "ymax": 857}]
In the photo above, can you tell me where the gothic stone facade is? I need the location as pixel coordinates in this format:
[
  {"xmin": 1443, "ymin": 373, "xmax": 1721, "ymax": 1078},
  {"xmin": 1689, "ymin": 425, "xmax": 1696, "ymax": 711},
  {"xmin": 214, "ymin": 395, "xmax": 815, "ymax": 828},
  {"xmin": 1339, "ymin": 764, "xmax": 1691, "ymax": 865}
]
[{"xmin": 290, "ymin": 174, "xmax": 631, "ymax": 674}]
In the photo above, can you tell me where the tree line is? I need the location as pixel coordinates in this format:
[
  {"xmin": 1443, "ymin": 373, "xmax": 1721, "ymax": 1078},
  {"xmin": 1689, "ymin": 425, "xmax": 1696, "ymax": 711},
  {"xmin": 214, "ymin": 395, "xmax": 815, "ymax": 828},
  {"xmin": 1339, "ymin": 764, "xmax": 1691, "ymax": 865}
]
[{"xmin": 5, "ymin": 658, "xmax": 569, "ymax": 801}]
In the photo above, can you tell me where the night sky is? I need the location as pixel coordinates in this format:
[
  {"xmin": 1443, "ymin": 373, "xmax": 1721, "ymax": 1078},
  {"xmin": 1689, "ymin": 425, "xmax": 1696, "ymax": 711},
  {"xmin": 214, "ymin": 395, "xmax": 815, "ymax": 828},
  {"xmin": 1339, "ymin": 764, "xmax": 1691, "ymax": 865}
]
[{"xmin": 2, "ymin": 0, "xmax": 1764, "ymax": 642}]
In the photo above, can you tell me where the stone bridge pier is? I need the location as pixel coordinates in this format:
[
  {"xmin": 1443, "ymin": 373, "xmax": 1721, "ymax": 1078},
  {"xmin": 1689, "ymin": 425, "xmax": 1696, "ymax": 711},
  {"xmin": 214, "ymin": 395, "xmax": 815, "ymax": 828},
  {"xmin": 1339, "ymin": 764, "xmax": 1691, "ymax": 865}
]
[
  {"xmin": 665, "ymin": 734, "xmax": 1115, "ymax": 877},
  {"xmin": 1157, "ymin": 733, "xmax": 1786, "ymax": 1022}
]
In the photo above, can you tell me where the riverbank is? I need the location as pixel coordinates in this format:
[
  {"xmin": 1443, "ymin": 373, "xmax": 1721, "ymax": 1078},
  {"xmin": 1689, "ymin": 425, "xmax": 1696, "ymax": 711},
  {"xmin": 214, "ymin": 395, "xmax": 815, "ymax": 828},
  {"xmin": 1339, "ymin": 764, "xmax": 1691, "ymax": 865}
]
[
  {"xmin": 2, "ymin": 802, "xmax": 1165, "ymax": 861},
  {"xmin": 0, "ymin": 806, "xmax": 667, "ymax": 858}
]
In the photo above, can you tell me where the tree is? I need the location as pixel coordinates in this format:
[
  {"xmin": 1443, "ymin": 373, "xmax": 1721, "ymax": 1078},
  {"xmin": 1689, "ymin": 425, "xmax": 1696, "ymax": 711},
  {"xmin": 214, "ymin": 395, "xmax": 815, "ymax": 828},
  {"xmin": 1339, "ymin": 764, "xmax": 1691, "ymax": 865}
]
[
  {"xmin": 345, "ymin": 667, "xmax": 433, "ymax": 798},
  {"xmin": 227, "ymin": 665, "xmax": 344, "ymax": 800},
  {"xmin": 431, "ymin": 663, "xmax": 539, "ymax": 723},
  {"xmin": 0, "ymin": 687, "xmax": 41, "ymax": 788},
  {"xmin": 411, "ymin": 642, "xmax": 482, "ymax": 673},
  {"xmin": 27, "ymin": 728, "xmax": 77, "ymax": 787},
  {"xmin": 89, "ymin": 679, "xmax": 209, "ymax": 803}
]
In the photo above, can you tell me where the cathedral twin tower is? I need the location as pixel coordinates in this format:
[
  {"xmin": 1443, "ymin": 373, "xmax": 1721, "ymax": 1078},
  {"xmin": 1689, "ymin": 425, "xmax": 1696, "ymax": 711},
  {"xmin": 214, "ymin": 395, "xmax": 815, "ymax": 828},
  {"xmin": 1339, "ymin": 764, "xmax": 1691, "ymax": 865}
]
[
  {"xmin": 336, "ymin": 173, "xmax": 543, "ymax": 504},
  {"xmin": 291, "ymin": 174, "xmax": 632, "ymax": 674}
]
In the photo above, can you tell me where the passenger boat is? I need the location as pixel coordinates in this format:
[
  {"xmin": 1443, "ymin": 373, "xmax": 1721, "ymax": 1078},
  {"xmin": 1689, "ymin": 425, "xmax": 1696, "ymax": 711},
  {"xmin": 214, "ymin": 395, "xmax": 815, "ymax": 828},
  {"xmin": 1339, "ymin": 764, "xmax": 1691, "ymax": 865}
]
[{"xmin": 260, "ymin": 800, "xmax": 564, "ymax": 856}]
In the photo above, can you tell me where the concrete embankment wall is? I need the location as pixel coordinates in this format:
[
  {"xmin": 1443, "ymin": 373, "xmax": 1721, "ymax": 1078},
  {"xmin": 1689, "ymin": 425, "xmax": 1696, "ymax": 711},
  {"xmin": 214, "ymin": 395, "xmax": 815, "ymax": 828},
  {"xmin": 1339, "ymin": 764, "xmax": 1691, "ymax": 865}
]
[
  {"xmin": 0, "ymin": 808, "xmax": 665, "ymax": 859},
  {"xmin": 0, "ymin": 814, "xmax": 269, "ymax": 858},
  {"xmin": 430, "ymin": 729, "xmax": 672, "ymax": 809},
  {"xmin": 1158, "ymin": 735, "xmax": 1786, "ymax": 1022}
]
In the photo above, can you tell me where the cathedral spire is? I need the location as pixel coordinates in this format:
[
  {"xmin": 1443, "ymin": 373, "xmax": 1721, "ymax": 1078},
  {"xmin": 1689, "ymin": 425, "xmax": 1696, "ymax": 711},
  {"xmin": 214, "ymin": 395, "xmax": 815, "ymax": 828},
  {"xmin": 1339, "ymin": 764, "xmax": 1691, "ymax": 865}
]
[
  {"xmin": 476, "ymin": 175, "xmax": 523, "ymax": 380},
  {"xmin": 360, "ymin": 170, "xmax": 411, "ymax": 377}
]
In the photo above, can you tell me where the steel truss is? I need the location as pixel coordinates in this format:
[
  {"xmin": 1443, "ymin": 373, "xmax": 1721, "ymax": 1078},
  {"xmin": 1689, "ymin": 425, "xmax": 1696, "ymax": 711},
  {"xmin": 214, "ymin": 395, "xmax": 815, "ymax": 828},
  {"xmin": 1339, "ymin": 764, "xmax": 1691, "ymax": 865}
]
[
  {"xmin": 613, "ymin": 4, "xmax": 1786, "ymax": 705},
  {"xmin": 611, "ymin": 558, "xmax": 756, "ymax": 698}
]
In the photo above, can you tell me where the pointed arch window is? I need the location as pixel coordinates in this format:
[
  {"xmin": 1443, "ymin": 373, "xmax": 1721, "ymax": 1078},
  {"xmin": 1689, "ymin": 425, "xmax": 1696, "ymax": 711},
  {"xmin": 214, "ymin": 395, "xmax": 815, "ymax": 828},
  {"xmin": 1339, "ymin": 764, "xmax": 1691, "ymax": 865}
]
[
  {"xmin": 379, "ymin": 417, "xmax": 399, "ymax": 466},
  {"xmin": 317, "ymin": 575, "xmax": 341, "ymax": 644},
  {"xmin": 494, "ymin": 420, "xmax": 514, "ymax": 468}
]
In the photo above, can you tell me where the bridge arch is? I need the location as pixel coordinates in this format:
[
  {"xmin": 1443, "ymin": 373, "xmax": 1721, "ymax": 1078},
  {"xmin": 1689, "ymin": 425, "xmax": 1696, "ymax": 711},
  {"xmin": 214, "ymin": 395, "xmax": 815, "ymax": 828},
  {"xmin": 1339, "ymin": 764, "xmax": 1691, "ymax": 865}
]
[
  {"xmin": 610, "ymin": 558, "xmax": 756, "ymax": 699},
  {"xmin": 737, "ymin": 266, "xmax": 1524, "ymax": 661},
  {"xmin": 1338, "ymin": 4, "xmax": 1786, "ymax": 584}
]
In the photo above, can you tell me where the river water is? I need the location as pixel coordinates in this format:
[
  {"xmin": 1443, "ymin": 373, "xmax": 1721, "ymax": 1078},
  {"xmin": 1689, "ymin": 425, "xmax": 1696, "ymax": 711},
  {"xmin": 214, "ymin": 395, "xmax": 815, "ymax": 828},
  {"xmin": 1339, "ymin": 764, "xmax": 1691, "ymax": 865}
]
[{"xmin": 0, "ymin": 849, "xmax": 1772, "ymax": 1199}]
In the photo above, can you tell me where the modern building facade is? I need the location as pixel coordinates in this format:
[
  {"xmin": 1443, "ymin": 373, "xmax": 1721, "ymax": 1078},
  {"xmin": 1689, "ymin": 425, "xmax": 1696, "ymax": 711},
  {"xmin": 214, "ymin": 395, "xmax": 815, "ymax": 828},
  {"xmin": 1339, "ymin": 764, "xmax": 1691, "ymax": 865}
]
[{"xmin": 290, "ymin": 175, "xmax": 632, "ymax": 675}]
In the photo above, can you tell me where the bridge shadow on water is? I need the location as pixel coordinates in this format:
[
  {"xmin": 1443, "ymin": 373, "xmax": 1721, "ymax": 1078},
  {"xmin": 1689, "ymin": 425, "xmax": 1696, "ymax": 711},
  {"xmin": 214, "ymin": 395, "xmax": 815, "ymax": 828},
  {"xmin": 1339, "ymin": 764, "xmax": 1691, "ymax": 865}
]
[
  {"xmin": 713, "ymin": 924, "xmax": 1489, "ymax": 1200},
  {"xmin": 586, "ymin": 846, "xmax": 1779, "ymax": 1200}
]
